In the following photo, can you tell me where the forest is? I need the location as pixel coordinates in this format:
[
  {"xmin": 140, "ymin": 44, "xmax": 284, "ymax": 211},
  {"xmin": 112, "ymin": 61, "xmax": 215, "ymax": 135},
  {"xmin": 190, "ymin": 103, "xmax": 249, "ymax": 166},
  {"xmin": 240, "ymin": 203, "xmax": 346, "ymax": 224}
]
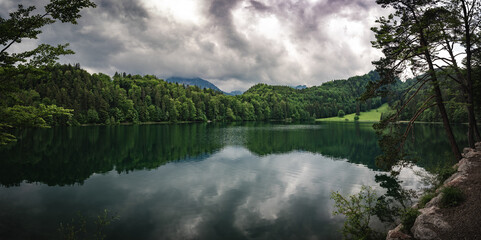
[{"xmin": 0, "ymin": 64, "xmax": 384, "ymax": 128}]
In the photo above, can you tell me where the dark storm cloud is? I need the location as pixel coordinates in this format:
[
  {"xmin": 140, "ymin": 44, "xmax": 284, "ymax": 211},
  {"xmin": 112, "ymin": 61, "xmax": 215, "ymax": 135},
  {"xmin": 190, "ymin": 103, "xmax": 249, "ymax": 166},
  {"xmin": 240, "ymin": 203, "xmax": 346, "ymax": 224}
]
[
  {"xmin": 207, "ymin": 0, "xmax": 248, "ymax": 53},
  {"xmin": 98, "ymin": 0, "xmax": 149, "ymax": 20},
  {"xmin": 2, "ymin": 0, "xmax": 387, "ymax": 91},
  {"xmin": 249, "ymin": 0, "xmax": 270, "ymax": 12}
]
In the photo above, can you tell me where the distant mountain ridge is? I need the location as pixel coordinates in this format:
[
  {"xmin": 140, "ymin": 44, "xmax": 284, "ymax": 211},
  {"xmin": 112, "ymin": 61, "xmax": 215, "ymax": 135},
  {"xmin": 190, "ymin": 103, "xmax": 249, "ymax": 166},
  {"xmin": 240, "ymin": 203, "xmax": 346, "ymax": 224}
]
[
  {"xmin": 293, "ymin": 85, "xmax": 307, "ymax": 90},
  {"xmin": 166, "ymin": 77, "xmax": 243, "ymax": 95},
  {"xmin": 166, "ymin": 77, "xmax": 223, "ymax": 92},
  {"xmin": 227, "ymin": 90, "xmax": 243, "ymax": 96}
]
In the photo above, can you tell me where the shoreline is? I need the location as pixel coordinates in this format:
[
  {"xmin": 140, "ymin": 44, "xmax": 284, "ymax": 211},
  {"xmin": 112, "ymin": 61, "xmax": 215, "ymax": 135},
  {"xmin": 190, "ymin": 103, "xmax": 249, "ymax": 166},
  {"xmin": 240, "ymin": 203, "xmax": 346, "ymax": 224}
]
[{"xmin": 386, "ymin": 142, "xmax": 481, "ymax": 240}]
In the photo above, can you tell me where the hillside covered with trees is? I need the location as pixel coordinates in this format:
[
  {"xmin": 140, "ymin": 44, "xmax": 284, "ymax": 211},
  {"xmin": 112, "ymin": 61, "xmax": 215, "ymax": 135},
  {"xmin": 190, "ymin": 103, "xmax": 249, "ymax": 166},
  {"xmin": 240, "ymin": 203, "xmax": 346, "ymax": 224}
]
[{"xmin": 0, "ymin": 64, "xmax": 385, "ymax": 129}]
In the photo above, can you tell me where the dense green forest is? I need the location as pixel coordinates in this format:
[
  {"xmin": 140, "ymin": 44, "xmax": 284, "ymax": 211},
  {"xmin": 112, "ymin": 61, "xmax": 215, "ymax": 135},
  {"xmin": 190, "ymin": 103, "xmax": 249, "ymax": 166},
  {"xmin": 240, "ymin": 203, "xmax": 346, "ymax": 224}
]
[
  {"xmin": 0, "ymin": 64, "xmax": 384, "ymax": 127},
  {"xmin": 381, "ymin": 74, "xmax": 481, "ymax": 123}
]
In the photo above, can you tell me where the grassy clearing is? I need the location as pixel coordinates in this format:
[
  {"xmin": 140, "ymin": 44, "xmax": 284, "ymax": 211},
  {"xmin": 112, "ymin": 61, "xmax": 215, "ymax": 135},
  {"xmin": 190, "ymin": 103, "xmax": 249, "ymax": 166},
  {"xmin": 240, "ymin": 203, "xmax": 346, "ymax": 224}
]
[{"xmin": 316, "ymin": 103, "xmax": 391, "ymax": 123}]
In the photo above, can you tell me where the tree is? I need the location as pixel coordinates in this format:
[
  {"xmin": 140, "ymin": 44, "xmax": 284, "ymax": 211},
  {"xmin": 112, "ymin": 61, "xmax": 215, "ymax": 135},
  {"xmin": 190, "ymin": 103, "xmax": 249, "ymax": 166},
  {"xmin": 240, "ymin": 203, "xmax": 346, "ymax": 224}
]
[
  {"xmin": 87, "ymin": 108, "xmax": 99, "ymax": 123},
  {"xmin": 0, "ymin": 0, "xmax": 96, "ymax": 144},
  {"xmin": 432, "ymin": 0, "xmax": 481, "ymax": 147},
  {"xmin": 365, "ymin": 0, "xmax": 463, "ymax": 164},
  {"xmin": 338, "ymin": 109, "xmax": 345, "ymax": 118},
  {"xmin": 331, "ymin": 186, "xmax": 380, "ymax": 239},
  {"xmin": 0, "ymin": 1, "xmax": 96, "ymax": 67}
]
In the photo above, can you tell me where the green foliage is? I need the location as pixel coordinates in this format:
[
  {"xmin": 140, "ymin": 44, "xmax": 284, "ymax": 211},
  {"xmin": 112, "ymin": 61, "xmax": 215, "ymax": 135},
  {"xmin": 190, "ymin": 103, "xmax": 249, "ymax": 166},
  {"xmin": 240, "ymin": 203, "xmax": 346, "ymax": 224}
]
[
  {"xmin": 331, "ymin": 186, "xmax": 381, "ymax": 240},
  {"xmin": 331, "ymin": 173, "xmax": 421, "ymax": 239},
  {"xmin": 436, "ymin": 165, "xmax": 458, "ymax": 184},
  {"xmin": 0, "ymin": 1, "xmax": 95, "ymax": 144},
  {"xmin": 0, "ymin": 1, "xmax": 96, "ymax": 67},
  {"xmin": 400, "ymin": 208, "xmax": 420, "ymax": 232},
  {"xmin": 245, "ymin": 71, "xmax": 384, "ymax": 119},
  {"xmin": 440, "ymin": 186, "xmax": 465, "ymax": 208},
  {"xmin": 317, "ymin": 104, "xmax": 390, "ymax": 122},
  {"xmin": 338, "ymin": 109, "xmax": 346, "ymax": 118},
  {"xmin": 371, "ymin": 172, "xmax": 416, "ymax": 226},
  {"xmin": 0, "ymin": 104, "xmax": 73, "ymax": 128},
  {"xmin": 375, "ymin": 173, "xmax": 415, "ymax": 210},
  {"xmin": 2, "ymin": 65, "xmax": 385, "ymax": 129},
  {"xmin": 87, "ymin": 109, "xmax": 100, "ymax": 124},
  {"xmin": 362, "ymin": 0, "xmax": 478, "ymax": 163},
  {"xmin": 418, "ymin": 192, "xmax": 436, "ymax": 208}
]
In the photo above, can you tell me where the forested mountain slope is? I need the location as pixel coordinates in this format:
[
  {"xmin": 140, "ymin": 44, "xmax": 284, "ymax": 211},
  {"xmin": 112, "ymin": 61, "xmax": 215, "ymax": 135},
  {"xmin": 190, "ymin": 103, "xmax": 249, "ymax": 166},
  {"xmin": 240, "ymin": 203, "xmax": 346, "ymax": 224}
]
[{"xmin": 1, "ymin": 64, "xmax": 384, "ymax": 125}]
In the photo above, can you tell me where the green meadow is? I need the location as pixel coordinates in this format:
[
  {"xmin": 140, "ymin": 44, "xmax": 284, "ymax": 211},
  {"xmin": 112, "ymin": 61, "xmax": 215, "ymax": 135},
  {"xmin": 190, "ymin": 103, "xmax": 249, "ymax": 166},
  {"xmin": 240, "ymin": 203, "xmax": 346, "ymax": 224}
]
[{"xmin": 316, "ymin": 103, "xmax": 391, "ymax": 123}]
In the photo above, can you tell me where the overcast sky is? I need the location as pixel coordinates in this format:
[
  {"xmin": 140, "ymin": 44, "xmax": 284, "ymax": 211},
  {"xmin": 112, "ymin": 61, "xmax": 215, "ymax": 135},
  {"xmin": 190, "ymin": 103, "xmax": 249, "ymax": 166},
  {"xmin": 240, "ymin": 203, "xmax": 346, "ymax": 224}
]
[{"xmin": 1, "ymin": 0, "xmax": 390, "ymax": 92}]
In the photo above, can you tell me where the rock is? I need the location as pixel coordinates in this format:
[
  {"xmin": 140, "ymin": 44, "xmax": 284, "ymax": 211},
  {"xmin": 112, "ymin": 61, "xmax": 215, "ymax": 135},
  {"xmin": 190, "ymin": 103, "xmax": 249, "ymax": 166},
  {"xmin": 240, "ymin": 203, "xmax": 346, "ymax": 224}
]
[
  {"xmin": 385, "ymin": 142, "xmax": 481, "ymax": 240},
  {"xmin": 464, "ymin": 149, "xmax": 481, "ymax": 160},
  {"xmin": 475, "ymin": 142, "xmax": 481, "ymax": 151},
  {"xmin": 411, "ymin": 206, "xmax": 451, "ymax": 240},
  {"xmin": 445, "ymin": 175, "xmax": 466, "ymax": 187},
  {"xmin": 425, "ymin": 194, "xmax": 442, "ymax": 208},
  {"xmin": 386, "ymin": 224, "xmax": 412, "ymax": 240},
  {"xmin": 444, "ymin": 172, "xmax": 461, "ymax": 185},
  {"xmin": 457, "ymin": 158, "xmax": 470, "ymax": 172}
]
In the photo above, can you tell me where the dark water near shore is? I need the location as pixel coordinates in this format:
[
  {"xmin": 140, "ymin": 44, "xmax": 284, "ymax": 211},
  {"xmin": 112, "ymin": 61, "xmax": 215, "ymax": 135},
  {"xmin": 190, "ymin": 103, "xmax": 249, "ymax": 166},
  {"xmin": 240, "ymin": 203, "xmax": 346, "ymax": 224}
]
[{"xmin": 0, "ymin": 122, "xmax": 467, "ymax": 239}]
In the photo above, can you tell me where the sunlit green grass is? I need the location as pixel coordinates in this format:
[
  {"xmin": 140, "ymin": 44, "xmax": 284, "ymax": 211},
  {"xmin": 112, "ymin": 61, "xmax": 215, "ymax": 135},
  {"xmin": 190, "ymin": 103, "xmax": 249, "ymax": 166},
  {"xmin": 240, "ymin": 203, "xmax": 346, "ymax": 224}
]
[{"xmin": 316, "ymin": 103, "xmax": 391, "ymax": 122}]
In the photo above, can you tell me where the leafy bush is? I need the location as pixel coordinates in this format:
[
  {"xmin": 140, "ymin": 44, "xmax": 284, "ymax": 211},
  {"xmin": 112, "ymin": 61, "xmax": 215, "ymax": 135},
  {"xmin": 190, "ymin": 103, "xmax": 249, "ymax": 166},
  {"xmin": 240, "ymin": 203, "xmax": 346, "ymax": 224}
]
[
  {"xmin": 436, "ymin": 166, "xmax": 457, "ymax": 184},
  {"xmin": 354, "ymin": 115, "xmax": 360, "ymax": 121},
  {"xmin": 338, "ymin": 109, "xmax": 345, "ymax": 117},
  {"xmin": 331, "ymin": 186, "xmax": 381, "ymax": 240},
  {"xmin": 401, "ymin": 208, "xmax": 420, "ymax": 232},
  {"xmin": 440, "ymin": 186, "xmax": 464, "ymax": 208},
  {"xmin": 418, "ymin": 192, "xmax": 436, "ymax": 208}
]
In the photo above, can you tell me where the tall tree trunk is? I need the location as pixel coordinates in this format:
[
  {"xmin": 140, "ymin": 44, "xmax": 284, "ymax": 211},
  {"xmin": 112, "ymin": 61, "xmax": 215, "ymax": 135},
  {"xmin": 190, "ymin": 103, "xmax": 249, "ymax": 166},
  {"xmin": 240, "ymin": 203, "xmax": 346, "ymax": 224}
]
[
  {"xmin": 419, "ymin": 30, "xmax": 463, "ymax": 160},
  {"xmin": 432, "ymin": 78, "xmax": 463, "ymax": 159},
  {"xmin": 462, "ymin": 0, "xmax": 481, "ymax": 145}
]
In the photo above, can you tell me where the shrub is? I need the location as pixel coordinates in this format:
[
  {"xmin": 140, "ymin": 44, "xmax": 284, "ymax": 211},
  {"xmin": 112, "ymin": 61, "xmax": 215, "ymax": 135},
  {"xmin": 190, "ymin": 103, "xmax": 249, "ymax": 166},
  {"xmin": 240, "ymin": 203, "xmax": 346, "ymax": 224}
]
[
  {"xmin": 436, "ymin": 166, "xmax": 457, "ymax": 184},
  {"xmin": 440, "ymin": 186, "xmax": 464, "ymax": 208},
  {"xmin": 401, "ymin": 208, "xmax": 420, "ymax": 232},
  {"xmin": 87, "ymin": 109, "xmax": 100, "ymax": 123},
  {"xmin": 418, "ymin": 192, "xmax": 436, "ymax": 208},
  {"xmin": 331, "ymin": 186, "xmax": 380, "ymax": 240},
  {"xmin": 354, "ymin": 115, "xmax": 360, "ymax": 121},
  {"xmin": 338, "ymin": 109, "xmax": 345, "ymax": 118}
]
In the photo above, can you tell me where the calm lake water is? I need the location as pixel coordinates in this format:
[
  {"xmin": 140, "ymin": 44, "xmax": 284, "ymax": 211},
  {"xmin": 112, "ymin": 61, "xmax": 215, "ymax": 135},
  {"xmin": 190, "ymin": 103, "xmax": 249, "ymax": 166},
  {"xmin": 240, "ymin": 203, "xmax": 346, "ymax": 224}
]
[{"xmin": 0, "ymin": 122, "xmax": 467, "ymax": 239}]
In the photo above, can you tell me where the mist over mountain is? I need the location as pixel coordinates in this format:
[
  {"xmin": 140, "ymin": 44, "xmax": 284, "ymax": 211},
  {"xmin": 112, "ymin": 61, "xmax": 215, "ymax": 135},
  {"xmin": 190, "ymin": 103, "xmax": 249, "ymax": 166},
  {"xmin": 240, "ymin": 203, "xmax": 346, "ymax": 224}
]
[
  {"xmin": 166, "ymin": 77, "xmax": 223, "ymax": 92},
  {"xmin": 166, "ymin": 77, "xmax": 243, "ymax": 95}
]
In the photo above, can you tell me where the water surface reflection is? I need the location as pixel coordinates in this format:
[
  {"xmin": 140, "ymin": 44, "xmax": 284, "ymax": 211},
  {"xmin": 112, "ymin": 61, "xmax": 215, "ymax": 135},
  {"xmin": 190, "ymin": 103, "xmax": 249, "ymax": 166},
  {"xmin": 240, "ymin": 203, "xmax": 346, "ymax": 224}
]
[{"xmin": 0, "ymin": 122, "xmax": 466, "ymax": 239}]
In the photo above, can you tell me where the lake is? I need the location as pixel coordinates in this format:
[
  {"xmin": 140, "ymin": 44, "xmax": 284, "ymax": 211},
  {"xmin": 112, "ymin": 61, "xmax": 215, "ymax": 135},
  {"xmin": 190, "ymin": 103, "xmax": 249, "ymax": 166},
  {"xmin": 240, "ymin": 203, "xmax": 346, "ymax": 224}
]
[{"xmin": 0, "ymin": 122, "xmax": 467, "ymax": 239}]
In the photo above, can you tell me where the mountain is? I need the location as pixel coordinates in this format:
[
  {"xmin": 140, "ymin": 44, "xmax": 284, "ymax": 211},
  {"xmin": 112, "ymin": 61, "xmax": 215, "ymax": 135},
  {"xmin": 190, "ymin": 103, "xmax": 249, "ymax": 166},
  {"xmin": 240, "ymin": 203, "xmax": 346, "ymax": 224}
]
[
  {"xmin": 225, "ymin": 90, "xmax": 244, "ymax": 96},
  {"xmin": 166, "ymin": 77, "xmax": 244, "ymax": 96},
  {"xmin": 166, "ymin": 77, "xmax": 223, "ymax": 92},
  {"xmin": 293, "ymin": 85, "xmax": 307, "ymax": 90}
]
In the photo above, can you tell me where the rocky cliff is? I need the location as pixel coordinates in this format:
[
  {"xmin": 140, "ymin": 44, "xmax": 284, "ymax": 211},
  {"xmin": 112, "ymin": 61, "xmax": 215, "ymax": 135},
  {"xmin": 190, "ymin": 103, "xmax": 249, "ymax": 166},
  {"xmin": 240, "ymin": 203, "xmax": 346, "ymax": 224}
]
[{"xmin": 387, "ymin": 142, "xmax": 481, "ymax": 240}]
